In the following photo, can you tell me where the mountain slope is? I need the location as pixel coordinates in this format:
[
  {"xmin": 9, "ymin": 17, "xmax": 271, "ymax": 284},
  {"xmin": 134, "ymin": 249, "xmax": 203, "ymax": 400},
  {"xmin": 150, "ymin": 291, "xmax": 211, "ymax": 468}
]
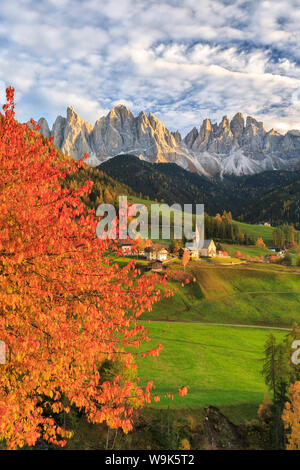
[
  {"xmin": 100, "ymin": 154, "xmax": 300, "ymax": 227},
  {"xmin": 239, "ymin": 175, "xmax": 300, "ymax": 229},
  {"xmin": 36, "ymin": 104, "xmax": 300, "ymax": 177},
  {"xmin": 99, "ymin": 154, "xmax": 233, "ymax": 214}
]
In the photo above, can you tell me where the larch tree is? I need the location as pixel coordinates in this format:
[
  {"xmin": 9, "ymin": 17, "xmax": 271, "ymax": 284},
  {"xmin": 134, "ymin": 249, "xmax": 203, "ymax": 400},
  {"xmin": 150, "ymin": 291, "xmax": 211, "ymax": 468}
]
[
  {"xmin": 181, "ymin": 250, "xmax": 190, "ymax": 271},
  {"xmin": 0, "ymin": 88, "xmax": 173, "ymax": 449},
  {"xmin": 282, "ymin": 382, "xmax": 300, "ymax": 450},
  {"xmin": 256, "ymin": 237, "xmax": 266, "ymax": 249}
]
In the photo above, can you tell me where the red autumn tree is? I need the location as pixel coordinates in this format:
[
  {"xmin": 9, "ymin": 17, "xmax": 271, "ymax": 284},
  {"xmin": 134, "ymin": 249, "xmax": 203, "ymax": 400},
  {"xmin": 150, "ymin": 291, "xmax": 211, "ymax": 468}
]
[
  {"xmin": 235, "ymin": 250, "xmax": 242, "ymax": 259},
  {"xmin": 0, "ymin": 88, "xmax": 170, "ymax": 449}
]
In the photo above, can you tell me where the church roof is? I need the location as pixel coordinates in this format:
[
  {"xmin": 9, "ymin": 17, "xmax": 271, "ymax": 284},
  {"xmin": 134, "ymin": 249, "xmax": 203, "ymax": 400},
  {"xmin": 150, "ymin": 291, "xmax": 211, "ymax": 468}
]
[
  {"xmin": 202, "ymin": 240, "xmax": 214, "ymax": 249},
  {"xmin": 188, "ymin": 239, "xmax": 214, "ymax": 250}
]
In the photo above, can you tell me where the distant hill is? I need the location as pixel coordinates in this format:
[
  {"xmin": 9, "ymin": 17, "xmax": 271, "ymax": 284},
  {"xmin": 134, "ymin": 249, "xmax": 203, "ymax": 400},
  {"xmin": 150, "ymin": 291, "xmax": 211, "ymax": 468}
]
[
  {"xmin": 239, "ymin": 174, "xmax": 300, "ymax": 229},
  {"xmin": 62, "ymin": 164, "xmax": 136, "ymax": 210},
  {"xmin": 221, "ymin": 170, "xmax": 300, "ymax": 203},
  {"xmin": 99, "ymin": 154, "xmax": 233, "ymax": 214},
  {"xmin": 99, "ymin": 154, "xmax": 300, "ymax": 227}
]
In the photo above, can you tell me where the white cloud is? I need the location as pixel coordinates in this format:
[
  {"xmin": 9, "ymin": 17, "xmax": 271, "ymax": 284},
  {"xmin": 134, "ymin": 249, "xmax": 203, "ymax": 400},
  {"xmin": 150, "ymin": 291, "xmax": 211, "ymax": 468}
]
[{"xmin": 0, "ymin": 0, "xmax": 299, "ymax": 135}]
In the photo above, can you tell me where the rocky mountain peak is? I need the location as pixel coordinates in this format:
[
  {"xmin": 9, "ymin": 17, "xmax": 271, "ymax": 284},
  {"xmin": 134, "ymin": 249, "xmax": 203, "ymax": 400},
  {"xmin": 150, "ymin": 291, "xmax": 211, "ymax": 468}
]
[
  {"xmin": 198, "ymin": 119, "xmax": 212, "ymax": 143},
  {"xmin": 246, "ymin": 116, "xmax": 265, "ymax": 130},
  {"xmin": 184, "ymin": 127, "xmax": 199, "ymax": 148},
  {"xmin": 108, "ymin": 104, "xmax": 134, "ymax": 121},
  {"xmin": 172, "ymin": 130, "xmax": 182, "ymax": 145},
  {"xmin": 230, "ymin": 113, "xmax": 244, "ymax": 138},
  {"xmin": 36, "ymin": 105, "xmax": 300, "ymax": 177},
  {"xmin": 148, "ymin": 112, "xmax": 163, "ymax": 129},
  {"xmin": 37, "ymin": 117, "xmax": 51, "ymax": 138},
  {"xmin": 268, "ymin": 128, "xmax": 281, "ymax": 136},
  {"xmin": 66, "ymin": 106, "xmax": 77, "ymax": 120},
  {"xmin": 220, "ymin": 115, "xmax": 230, "ymax": 129}
]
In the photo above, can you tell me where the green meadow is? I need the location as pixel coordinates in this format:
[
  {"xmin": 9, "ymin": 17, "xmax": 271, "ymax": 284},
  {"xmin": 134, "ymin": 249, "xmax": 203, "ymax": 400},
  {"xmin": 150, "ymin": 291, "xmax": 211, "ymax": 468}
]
[
  {"xmin": 111, "ymin": 213, "xmax": 300, "ymax": 425},
  {"xmin": 234, "ymin": 221, "xmax": 275, "ymax": 246},
  {"xmin": 145, "ymin": 263, "xmax": 300, "ymax": 327},
  {"xmin": 136, "ymin": 259, "xmax": 300, "ymax": 423},
  {"xmin": 138, "ymin": 322, "xmax": 287, "ymax": 421},
  {"xmin": 222, "ymin": 243, "xmax": 271, "ymax": 258}
]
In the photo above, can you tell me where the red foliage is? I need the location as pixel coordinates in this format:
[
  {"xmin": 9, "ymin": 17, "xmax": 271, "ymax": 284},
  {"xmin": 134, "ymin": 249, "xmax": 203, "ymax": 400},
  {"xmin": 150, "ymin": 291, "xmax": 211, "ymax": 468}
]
[
  {"xmin": 178, "ymin": 386, "xmax": 188, "ymax": 397},
  {"xmin": 0, "ymin": 88, "xmax": 181, "ymax": 449}
]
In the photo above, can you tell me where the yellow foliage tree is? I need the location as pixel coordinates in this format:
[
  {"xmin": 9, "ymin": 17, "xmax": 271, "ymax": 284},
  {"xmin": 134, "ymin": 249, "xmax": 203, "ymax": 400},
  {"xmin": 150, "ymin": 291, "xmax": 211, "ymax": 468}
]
[
  {"xmin": 182, "ymin": 250, "xmax": 190, "ymax": 271},
  {"xmin": 256, "ymin": 237, "xmax": 266, "ymax": 248},
  {"xmin": 179, "ymin": 438, "xmax": 191, "ymax": 450},
  {"xmin": 282, "ymin": 381, "xmax": 300, "ymax": 449}
]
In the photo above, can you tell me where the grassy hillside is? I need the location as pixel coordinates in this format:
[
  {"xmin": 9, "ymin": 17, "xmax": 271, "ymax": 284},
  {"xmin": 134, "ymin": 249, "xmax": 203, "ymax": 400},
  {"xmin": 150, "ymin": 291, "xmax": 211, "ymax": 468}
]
[
  {"xmin": 144, "ymin": 262, "xmax": 300, "ymax": 327},
  {"xmin": 136, "ymin": 261, "xmax": 300, "ymax": 423},
  {"xmin": 137, "ymin": 322, "xmax": 286, "ymax": 420},
  {"xmin": 234, "ymin": 221, "xmax": 275, "ymax": 246},
  {"xmin": 221, "ymin": 243, "xmax": 271, "ymax": 258}
]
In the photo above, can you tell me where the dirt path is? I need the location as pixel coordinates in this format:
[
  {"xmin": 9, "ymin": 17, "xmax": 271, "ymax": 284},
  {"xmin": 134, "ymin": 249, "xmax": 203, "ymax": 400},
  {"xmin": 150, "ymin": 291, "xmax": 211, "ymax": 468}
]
[
  {"xmin": 200, "ymin": 290, "xmax": 300, "ymax": 303},
  {"xmin": 150, "ymin": 320, "xmax": 291, "ymax": 331}
]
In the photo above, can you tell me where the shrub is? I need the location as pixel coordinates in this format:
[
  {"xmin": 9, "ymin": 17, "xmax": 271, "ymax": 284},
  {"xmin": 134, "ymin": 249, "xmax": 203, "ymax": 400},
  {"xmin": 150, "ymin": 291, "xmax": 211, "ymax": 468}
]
[
  {"xmin": 258, "ymin": 394, "xmax": 272, "ymax": 423},
  {"xmin": 179, "ymin": 438, "xmax": 191, "ymax": 450},
  {"xmin": 270, "ymin": 254, "xmax": 280, "ymax": 264},
  {"xmin": 281, "ymin": 254, "xmax": 293, "ymax": 266}
]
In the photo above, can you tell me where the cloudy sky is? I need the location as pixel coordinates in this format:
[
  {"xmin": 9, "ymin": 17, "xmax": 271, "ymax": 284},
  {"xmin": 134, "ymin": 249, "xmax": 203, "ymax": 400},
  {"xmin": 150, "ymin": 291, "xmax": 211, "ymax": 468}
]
[{"xmin": 0, "ymin": 0, "xmax": 300, "ymax": 136}]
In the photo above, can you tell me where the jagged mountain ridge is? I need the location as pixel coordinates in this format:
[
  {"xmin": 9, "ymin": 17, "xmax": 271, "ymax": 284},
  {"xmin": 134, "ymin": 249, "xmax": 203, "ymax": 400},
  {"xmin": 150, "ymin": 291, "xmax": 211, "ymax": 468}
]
[{"xmin": 36, "ymin": 105, "xmax": 300, "ymax": 176}]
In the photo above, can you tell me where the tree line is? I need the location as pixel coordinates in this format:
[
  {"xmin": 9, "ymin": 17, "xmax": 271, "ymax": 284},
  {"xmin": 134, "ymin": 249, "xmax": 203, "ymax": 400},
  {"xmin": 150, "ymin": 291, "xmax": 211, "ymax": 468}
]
[
  {"xmin": 261, "ymin": 324, "xmax": 300, "ymax": 449},
  {"xmin": 272, "ymin": 224, "xmax": 300, "ymax": 249},
  {"xmin": 205, "ymin": 211, "xmax": 256, "ymax": 245}
]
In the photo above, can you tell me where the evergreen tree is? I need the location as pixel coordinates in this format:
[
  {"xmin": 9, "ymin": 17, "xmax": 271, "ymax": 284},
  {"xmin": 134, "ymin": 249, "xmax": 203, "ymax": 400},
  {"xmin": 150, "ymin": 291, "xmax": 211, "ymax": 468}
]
[{"xmin": 262, "ymin": 333, "xmax": 289, "ymax": 449}]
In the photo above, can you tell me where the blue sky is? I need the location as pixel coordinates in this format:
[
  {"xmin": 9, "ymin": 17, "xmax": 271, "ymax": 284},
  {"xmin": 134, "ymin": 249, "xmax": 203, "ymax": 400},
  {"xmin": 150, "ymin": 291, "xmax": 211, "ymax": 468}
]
[{"xmin": 0, "ymin": 0, "xmax": 300, "ymax": 136}]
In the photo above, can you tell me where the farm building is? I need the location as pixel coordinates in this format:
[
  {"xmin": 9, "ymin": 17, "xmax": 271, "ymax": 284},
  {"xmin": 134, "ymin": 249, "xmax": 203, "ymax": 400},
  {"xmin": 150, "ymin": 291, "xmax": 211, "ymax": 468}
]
[
  {"xmin": 145, "ymin": 247, "xmax": 169, "ymax": 261},
  {"xmin": 119, "ymin": 241, "xmax": 136, "ymax": 256},
  {"xmin": 147, "ymin": 260, "xmax": 164, "ymax": 272}
]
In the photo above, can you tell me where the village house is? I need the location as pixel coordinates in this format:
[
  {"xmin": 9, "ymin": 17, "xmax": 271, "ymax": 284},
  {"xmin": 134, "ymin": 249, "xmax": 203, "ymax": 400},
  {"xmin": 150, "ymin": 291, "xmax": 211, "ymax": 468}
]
[
  {"xmin": 187, "ymin": 248, "xmax": 199, "ymax": 259},
  {"xmin": 147, "ymin": 260, "xmax": 164, "ymax": 272},
  {"xmin": 119, "ymin": 241, "xmax": 135, "ymax": 256},
  {"xmin": 136, "ymin": 238, "xmax": 153, "ymax": 257},
  {"xmin": 145, "ymin": 246, "xmax": 169, "ymax": 261},
  {"xmin": 198, "ymin": 240, "xmax": 217, "ymax": 258},
  {"xmin": 157, "ymin": 248, "xmax": 169, "ymax": 261}
]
